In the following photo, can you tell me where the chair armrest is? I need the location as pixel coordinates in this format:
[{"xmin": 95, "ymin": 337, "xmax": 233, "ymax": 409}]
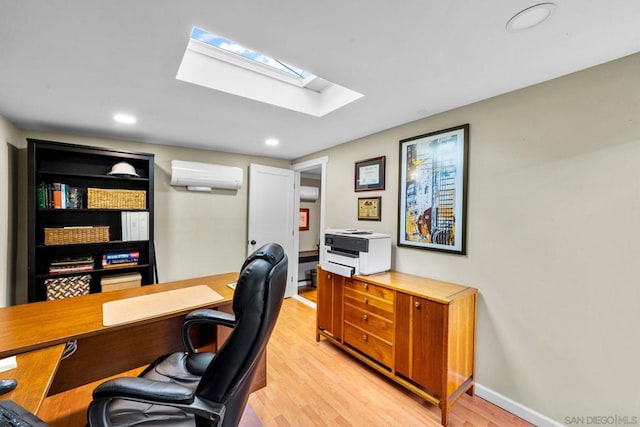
[
  {"xmin": 93, "ymin": 377, "xmax": 194, "ymax": 404},
  {"xmin": 182, "ymin": 309, "xmax": 237, "ymax": 352}
]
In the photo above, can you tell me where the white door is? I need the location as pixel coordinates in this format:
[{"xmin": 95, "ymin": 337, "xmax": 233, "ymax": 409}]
[{"xmin": 247, "ymin": 164, "xmax": 297, "ymax": 297}]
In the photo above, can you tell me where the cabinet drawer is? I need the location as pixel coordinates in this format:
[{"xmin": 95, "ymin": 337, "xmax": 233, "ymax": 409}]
[
  {"xmin": 346, "ymin": 279, "xmax": 395, "ymax": 302},
  {"xmin": 344, "ymin": 287, "xmax": 394, "ymax": 320},
  {"xmin": 344, "ymin": 305, "xmax": 393, "ymax": 342},
  {"xmin": 344, "ymin": 323, "xmax": 393, "ymax": 368}
]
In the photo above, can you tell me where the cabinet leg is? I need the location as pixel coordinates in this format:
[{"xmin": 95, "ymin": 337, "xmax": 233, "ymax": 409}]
[
  {"xmin": 440, "ymin": 401, "xmax": 449, "ymax": 426},
  {"xmin": 466, "ymin": 383, "xmax": 475, "ymax": 396}
]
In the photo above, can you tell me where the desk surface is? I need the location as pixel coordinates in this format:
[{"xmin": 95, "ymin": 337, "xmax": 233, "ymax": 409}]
[
  {"xmin": 0, "ymin": 273, "xmax": 237, "ymax": 358},
  {"xmin": 0, "ymin": 344, "xmax": 65, "ymax": 413}
]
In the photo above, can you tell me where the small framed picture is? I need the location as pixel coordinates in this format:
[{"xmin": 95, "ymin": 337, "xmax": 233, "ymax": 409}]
[
  {"xmin": 358, "ymin": 197, "xmax": 382, "ymax": 221},
  {"xmin": 299, "ymin": 208, "xmax": 310, "ymax": 230},
  {"xmin": 355, "ymin": 156, "xmax": 385, "ymax": 192}
]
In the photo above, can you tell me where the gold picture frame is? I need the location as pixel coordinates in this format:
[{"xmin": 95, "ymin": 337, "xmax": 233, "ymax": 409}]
[{"xmin": 358, "ymin": 197, "xmax": 381, "ymax": 221}]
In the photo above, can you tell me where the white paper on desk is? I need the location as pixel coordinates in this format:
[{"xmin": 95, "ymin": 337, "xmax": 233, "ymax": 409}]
[{"xmin": 0, "ymin": 355, "xmax": 17, "ymax": 373}]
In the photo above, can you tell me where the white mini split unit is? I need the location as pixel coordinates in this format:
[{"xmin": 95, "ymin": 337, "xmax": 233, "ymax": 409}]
[
  {"xmin": 170, "ymin": 160, "xmax": 243, "ymax": 191},
  {"xmin": 300, "ymin": 186, "xmax": 319, "ymax": 202}
]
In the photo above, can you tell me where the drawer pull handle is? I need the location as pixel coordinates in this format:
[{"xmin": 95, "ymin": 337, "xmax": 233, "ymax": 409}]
[
  {"xmin": 414, "ymin": 301, "xmax": 421, "ymax": 308},
  {"xmin": 327, "ymin": 274, "xmax": 331, "ymax": 279},
  {"xmin": 364, "ymin": 297, "xmax": 369, "ymax": 304},
  {"xmin": 364, "ymin": 283, "xmax": 369, "ymax": 290},
  {"xmin": 362, "ymin": 334, "xmax": 368, "ymax": 342},
  {"xmin": 363, "ymin": 314, "xmax": 368, "ymax": 321}
]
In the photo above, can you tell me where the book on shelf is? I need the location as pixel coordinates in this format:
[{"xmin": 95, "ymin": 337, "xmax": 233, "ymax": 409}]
[
  {"xmin": 121, "ymin": 211, "xmax": 149, "ymax": 241},
  {"xmin": 102, "ymin": 251, "xmax": 139, "ymax": 268},
  {"xmin": 53, "ymin": 183, "xmax": 62, "ymax": 208},
  {"xmin": 102, "ymin": 261, "xmax": 139, "ymax": 269},
  {"xmin": 49, "ymin": 256, "xmax": 94, "ymax": 274},
  {"xmin": 37, "ymin": 182, "xmax": 85, "ymax": 209},
  {"xmin": 103, "ymin": 251, "xmax": 139, "ymax": 260}
]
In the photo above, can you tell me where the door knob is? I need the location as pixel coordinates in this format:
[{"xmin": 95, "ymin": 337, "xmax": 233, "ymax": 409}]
[{"xmin": 250, "ymin": 240, "xmax": 257, "ymax": 245}]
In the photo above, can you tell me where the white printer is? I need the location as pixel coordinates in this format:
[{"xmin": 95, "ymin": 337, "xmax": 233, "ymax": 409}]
[{"xmin": 321, "ymin": 229, "xmax": 391, "ymax": 277}]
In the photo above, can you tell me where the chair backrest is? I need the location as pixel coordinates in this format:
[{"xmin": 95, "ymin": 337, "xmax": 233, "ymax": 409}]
[{"xmin": 196, "ymin": 243, "xmax": 288, "ymax": 426}]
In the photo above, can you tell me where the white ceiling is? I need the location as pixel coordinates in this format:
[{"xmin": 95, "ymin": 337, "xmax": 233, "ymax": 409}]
[{"xmin": 1, "ymin": 1, "xmax": 639, "ymax": 160}]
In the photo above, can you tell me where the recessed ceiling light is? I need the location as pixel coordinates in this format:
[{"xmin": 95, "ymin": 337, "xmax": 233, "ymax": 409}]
[
  {"xmin": 113, "ymin": 113, "xmax": 137, "ymax": 124},
  {"xmin": 506, "ymin": 3, "xmax": 557, "ymax": 33},
  {"xmin": 265, "ymin": 138, "xmax": 279, "ymax": 147}
]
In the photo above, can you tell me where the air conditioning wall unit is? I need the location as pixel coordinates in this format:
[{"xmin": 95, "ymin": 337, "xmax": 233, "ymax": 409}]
[
  {"xmin": 171, "ymin": 160, "xmax": 243, "ymax": 191},
  {"xmin": 300, "ymin": 186, "xmax": 319, "ymax": 202}
]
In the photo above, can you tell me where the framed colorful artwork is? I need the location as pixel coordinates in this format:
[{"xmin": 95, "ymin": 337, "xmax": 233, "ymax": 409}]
[{"xmin": 398, "ymin": 124, "xmax": 469, "ymax": 254}]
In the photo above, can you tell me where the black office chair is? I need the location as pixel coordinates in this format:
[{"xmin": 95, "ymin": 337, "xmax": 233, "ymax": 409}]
[{"xmin": 87, "ymin": 243, "xmax": 288, "ymax": 427}]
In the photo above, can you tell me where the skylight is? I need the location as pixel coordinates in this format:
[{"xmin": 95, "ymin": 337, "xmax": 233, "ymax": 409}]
[
  {"xmin": 190, "ymin": 28, "xmax": 314, "ymax": 84},
  {"xmin": 176, "ymin": 27, "xmax": 364, "ymax": 116}
]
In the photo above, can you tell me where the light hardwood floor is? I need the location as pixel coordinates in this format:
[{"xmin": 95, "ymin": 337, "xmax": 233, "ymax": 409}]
[
  {"xmin": 249, "ymin": 299, "xmax": 531, "ymax": 427},
  {"xmin": 297, "ymin": 284, "xmax": 317, "ymax": 303},
  {"xmin": 38, "ymin": 298, "xmax": 531, "ymax": 426}
]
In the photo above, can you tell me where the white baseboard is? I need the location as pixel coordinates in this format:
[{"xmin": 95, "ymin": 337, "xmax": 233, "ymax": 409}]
[
  {"xmin": 292, "ymin": 294, "xmax": 316, "ymax": 309},
  {"xmin": 475, "ymin": 383, "xmax": 563, "ymax": 427}
]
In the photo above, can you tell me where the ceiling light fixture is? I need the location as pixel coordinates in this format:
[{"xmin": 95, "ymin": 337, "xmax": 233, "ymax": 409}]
[
  {"xmin": 113, "ymin": 113, "xmax": 137, "ymax": 124},
  {"xmin": 506, "ymin": 3, "xmax": 557, "ymax": 33},
  {"xmin": 265, "ymin": 138, "xmax": 279, "ymax": 147}
]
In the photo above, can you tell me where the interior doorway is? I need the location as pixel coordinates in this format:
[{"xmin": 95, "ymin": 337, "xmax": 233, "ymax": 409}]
[{"xmin": 291, "ymin": 157, "xmax": 327, "ymax": 307}]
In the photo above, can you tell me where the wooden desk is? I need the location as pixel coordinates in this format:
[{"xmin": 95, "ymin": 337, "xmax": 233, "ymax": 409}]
[{"xmin": 0, "ymin": 273, "xmax": 243, "ymax": 413}]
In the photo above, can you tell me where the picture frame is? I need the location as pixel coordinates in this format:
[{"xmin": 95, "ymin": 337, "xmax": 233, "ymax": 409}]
[
  {"xmin": 355, "ymin": 156, "xmax": 385, "ymax": 192},
  {"xmin": 398, "ymin": 124, "xmax": 469, "ymax": 254},
  {"xmin": 299, "ymin": 208, "xmax": 310, "ymax": 231},
  {"xmin": 358, "ymin": 197, "xmax": 382, "ymax": 221}
]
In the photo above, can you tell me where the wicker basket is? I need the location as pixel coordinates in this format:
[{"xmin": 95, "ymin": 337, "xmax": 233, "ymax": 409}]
[
  {"xmin": 87, "ymin": 188, "xmax": 146, "ymax": 210},
  {"xmin": 45, "ymin": 274, "xmax": 91, "ymax": 300},
  {"xmin": 44, "ymin": 226, "xmax": 110, "ymax": 245}
]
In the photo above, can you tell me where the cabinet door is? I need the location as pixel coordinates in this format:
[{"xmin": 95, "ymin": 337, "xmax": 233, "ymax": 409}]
[
  {"xmin": 395, "ymin": 293, "xmax": 446, "ymax": 397},
  {"xmin": 316, "ymin": 268, "xmax": 343, "ymax": 339},
  {"xmin": 317, "ymin": 268, "xmax": 333, "ymax": 333}
]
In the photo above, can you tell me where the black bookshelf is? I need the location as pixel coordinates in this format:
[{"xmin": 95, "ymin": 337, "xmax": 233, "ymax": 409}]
[{"xmin": 27, "ymin": 139, "xmax": 155, "ymax": 302}]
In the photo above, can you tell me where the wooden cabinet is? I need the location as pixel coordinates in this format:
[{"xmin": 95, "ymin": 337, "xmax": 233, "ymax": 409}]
[
  {"xmin": 27, "ymin": 139, "xmax": 155, "ymax": 302},
  {"xmin": 316, "ymin": 266, "xmax": 477, "ymax": 426}
]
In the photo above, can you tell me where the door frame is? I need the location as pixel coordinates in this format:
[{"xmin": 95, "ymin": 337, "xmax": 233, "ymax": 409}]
[{"xmin": 291, "ymin": 156, "xmax": 328, "ymax": 304}]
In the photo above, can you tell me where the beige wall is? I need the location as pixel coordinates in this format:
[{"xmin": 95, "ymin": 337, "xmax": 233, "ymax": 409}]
[
  {"xmin": 13, "ymin": 131, "xmax": 289, "ymax": 301},
  {"xmin": 295, "ymin": 53, "xmax": 640, "ymax": 422},
  {"xmin": 0, "ymin": 115, "xmax": 22, "ymax": 307}
]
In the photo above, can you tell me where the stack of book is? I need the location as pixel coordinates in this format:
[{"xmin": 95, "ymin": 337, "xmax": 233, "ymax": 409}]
[
  {"xmin": 121, "ymin": 212, "xmax": 149, "ymax": 241},
  {"xmin": 49, "ymin": 256, "xmax": 94, "ymax": 274},
  {"xmin": 102, "ymin": 251, "xmax": 139, "ymax": 269},
  {"xmin": 37, "ymin": 182, "xmax": 85, "ymax": 209}
]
